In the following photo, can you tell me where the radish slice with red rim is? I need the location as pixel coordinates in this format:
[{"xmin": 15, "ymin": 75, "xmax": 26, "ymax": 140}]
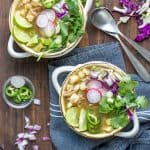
[
  {"xmin": 40, "ymin": 21, "xmax": 55, "ymax": 37},
  {"xmin": 36, "ymin": 14, "xmax": 48, "ymax": 28},
  {"xmin": 87, "ymin": 88, "xmax": 102, "ymax": 104},
  {"xmin": 41, "ymin": 10, "xmax": 56, "ymax": 22},
  {"xmin": 87, "ymin": 79, "xmax": 102, "ymax": 89}
]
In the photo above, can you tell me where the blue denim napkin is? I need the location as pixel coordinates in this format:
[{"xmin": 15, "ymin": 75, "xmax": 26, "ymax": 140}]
[{"xmin": 48, "ymin": 42, "xmax": 150, "ymax": 150}]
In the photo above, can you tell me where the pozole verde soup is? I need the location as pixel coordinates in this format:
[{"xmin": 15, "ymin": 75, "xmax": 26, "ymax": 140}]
[
  {"xmin": 11, "ymin": 0, "xmax": 84, "ymax": 56},
  {"xmin": 61, "ymin": 64, "xmax": 148, "ymax": 136}
]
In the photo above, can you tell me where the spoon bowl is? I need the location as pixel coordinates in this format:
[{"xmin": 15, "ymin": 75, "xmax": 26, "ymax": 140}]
[
  {"xmin": 91, "ymin": 7, "xmax": 119, "ymax": 34},
  {"xmin": 91, "ymin": 7, "xmax": 150, "ymax": 82}
]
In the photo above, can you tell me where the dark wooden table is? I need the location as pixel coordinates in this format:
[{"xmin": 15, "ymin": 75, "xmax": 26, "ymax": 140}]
[{"xmin": 0, "ymin": 0, "xmax": 149, "ymax": 150}]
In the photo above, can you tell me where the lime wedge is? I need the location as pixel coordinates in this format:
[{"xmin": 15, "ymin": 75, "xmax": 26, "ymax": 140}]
[
  {"xmin": 13, "ymin": 26, "xmax": 31, "ymax": 43},
  {"xmin": 14, "ymin": 12, "xmax": 32, "ymax": 29},
  {"xmin": 79, "ymin": 108, "xmax": 87, "ymax": 131},
  {"xmin": 65, "ymin": 107, "xmax": 80, "ymax": 127}
]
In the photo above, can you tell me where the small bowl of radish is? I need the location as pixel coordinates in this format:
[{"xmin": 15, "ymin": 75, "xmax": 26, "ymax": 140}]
[
  {"xmin": 51, "ymin": 61, "xmax": 148, "ymax": 139},
  {"xmin": 8, "ymin": 0, "xmax": 94, "ymax": 59}
]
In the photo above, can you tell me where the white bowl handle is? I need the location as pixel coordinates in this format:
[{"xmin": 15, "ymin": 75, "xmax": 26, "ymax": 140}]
[
  {"xmin": 52, "ymin": 66, "xmax": 75, "ymax": 95},
  {"xmin": 115, "ymin": 112, "xmax": 140, "ymax": 138},
  {"xmin": 84, "ymin": 0, "xmax": 94, "ymax": 14},
  {"xmin": 8, "ymin": 35, "xmax": 32, "ymax": 58}
]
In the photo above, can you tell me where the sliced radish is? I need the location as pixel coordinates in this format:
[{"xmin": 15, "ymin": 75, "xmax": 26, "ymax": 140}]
[
  {"xmin": 87, "ymin": 88, "xmax": 102, "ymax": 104},
  {"xmin": 40, "ymin": 21, "xmax": 55, "ymax": 37},
  {"xmin": 41, "ymin": 10, "xmax": 56, "ymax": 22},
  {"xmin": 36, "ymin": 14, "xmax": 48, "ymax": 28},
  {"xmin": 87, "ymin": 79, "xmax": 102, "ymax": 89}
]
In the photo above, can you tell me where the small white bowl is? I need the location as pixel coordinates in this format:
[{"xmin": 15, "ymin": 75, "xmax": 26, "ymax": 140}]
[{"xmin": 2, "ymin": 75, "xmax": 35, "ymax": 109}]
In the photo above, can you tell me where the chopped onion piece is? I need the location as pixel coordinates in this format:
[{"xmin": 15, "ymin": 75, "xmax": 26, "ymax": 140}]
[
  {"xmin": 34, "ymin": 98, "xmax": 41, "ymax": 105},
  {"xmin": 90, "ymin": 71, "xmax": 99, "ymax": 78},
  {"xmin": 33, "ymin": 125, "xmax": 41, "ymax": 131},
  {"xmin": 42, "ymin": 136, "xmax": 51, "ymax": 141},
  {"xmin": 10, "ymin": 76, "xmax": 25, "ymax": 88},
  {"xmin": 33, "ymin": 145, "xmax": 39, "ymax": 150},
  {"xmin": 104, "ymin": 75, "xmax": 114, "ymax": 87},
  {"xmin": 25, "ymin": 116, "xmax": 30, "ymax": 128},
  {"xmin": 28, "ymin": 134, "xmax": 36, "ymax": 141}
]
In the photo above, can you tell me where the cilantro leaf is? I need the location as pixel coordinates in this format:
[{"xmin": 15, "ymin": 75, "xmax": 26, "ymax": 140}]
[
  {"xmin": 119, "ymin": 80, "xmax": 138, "ymax": 96},
  {"xmin": 111, "ymin": 113, "xmax": 129, "ymax": 129},
  {"xmin": 99, "ymin": 96, "xmax": 113, "ymax": 113},
  {"xmin": 136, "ymin": 96, "xmax": 148, "ymax": 109}
]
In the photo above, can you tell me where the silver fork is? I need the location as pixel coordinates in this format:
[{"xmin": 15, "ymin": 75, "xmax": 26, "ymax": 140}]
[{"xmin": 136, "ymin": 0, "xmax": 150, "ymax": 14}]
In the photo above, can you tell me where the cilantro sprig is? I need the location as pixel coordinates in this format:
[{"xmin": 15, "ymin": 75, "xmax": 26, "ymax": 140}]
[{"xmin": 99, "ymin": 75, "xmax": 148, "ymax": 129}]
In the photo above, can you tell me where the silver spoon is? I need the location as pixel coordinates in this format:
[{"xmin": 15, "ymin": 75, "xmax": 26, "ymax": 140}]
[{"xmin": 91, "ymin": 7, "xmax": 150, "ymax": 82}]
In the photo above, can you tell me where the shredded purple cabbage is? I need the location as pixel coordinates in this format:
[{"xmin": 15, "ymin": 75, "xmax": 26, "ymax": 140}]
[
  {"xmin": 118, "ymin": 0, "xmax": 141, "ymax": 14},
  {"xmin": 135, "ymin": 24, "xmax": 150, "ymax": 42},
  {"xmin": 111, "ymin": 81, "xmax": 119, "ymax": 95},
  {"xmin": 115, "ymin": 0, "xmax": 150, "ymax": 42},
  {"xmin": 56, "ymin": 3, "xmax": 68, "ymax": 19}
]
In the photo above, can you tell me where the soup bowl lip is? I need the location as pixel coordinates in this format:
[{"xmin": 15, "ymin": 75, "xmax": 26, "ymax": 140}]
[
  {"xmin": 59, "ymin": 61, "xmax": 131, "ymax": 139},
  {"xmin": 9, "ymin": 0, "xmax": 87, "ymax": 58}
]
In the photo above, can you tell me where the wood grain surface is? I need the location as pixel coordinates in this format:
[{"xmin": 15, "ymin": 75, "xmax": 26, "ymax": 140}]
[{"xmin": 0, "ymin": 0, "xmax": 149, "ymax": 150}]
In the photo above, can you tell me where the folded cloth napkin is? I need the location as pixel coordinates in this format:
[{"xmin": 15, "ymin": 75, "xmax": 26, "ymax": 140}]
[{"xmin": 48, "ymin": 42, "xmax": 150, "ymax": 150}]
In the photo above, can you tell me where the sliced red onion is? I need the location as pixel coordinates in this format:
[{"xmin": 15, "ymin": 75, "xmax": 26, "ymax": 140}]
[
  {"xmin": 90, "ymin": 71, "xmax": 99, "ymax": 78},
  {"xmin": 41, "ymin": 10, "xmax": 56, "ymax": 22},
  {"xmin": 36, "ymin": 14, "xmax": 48, "ymax": 28},
  {"xmin": 56, "ymin": 10, "xmax": 68, "ymax": 19},
  {"xmin": 42, "ymin": 136, "xmax": 51, "ymax": 141},
  {"xmin": 87, "ymin": 79, "xmax": 102, "ymax": 89},
  {"xmin": 103, "ymin": 75, "xmax": 115, "ymax": 87},
  {"xmin": 10, "ymin": 76, "xmax": 25, "ymax": 88},
  {"xmin": 87, "ymin": 88, "xmax": 102, "ymax": 104},
  {"xmin": 33, "ymin": 145, "xmax": 39, "ymax": 150}
]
